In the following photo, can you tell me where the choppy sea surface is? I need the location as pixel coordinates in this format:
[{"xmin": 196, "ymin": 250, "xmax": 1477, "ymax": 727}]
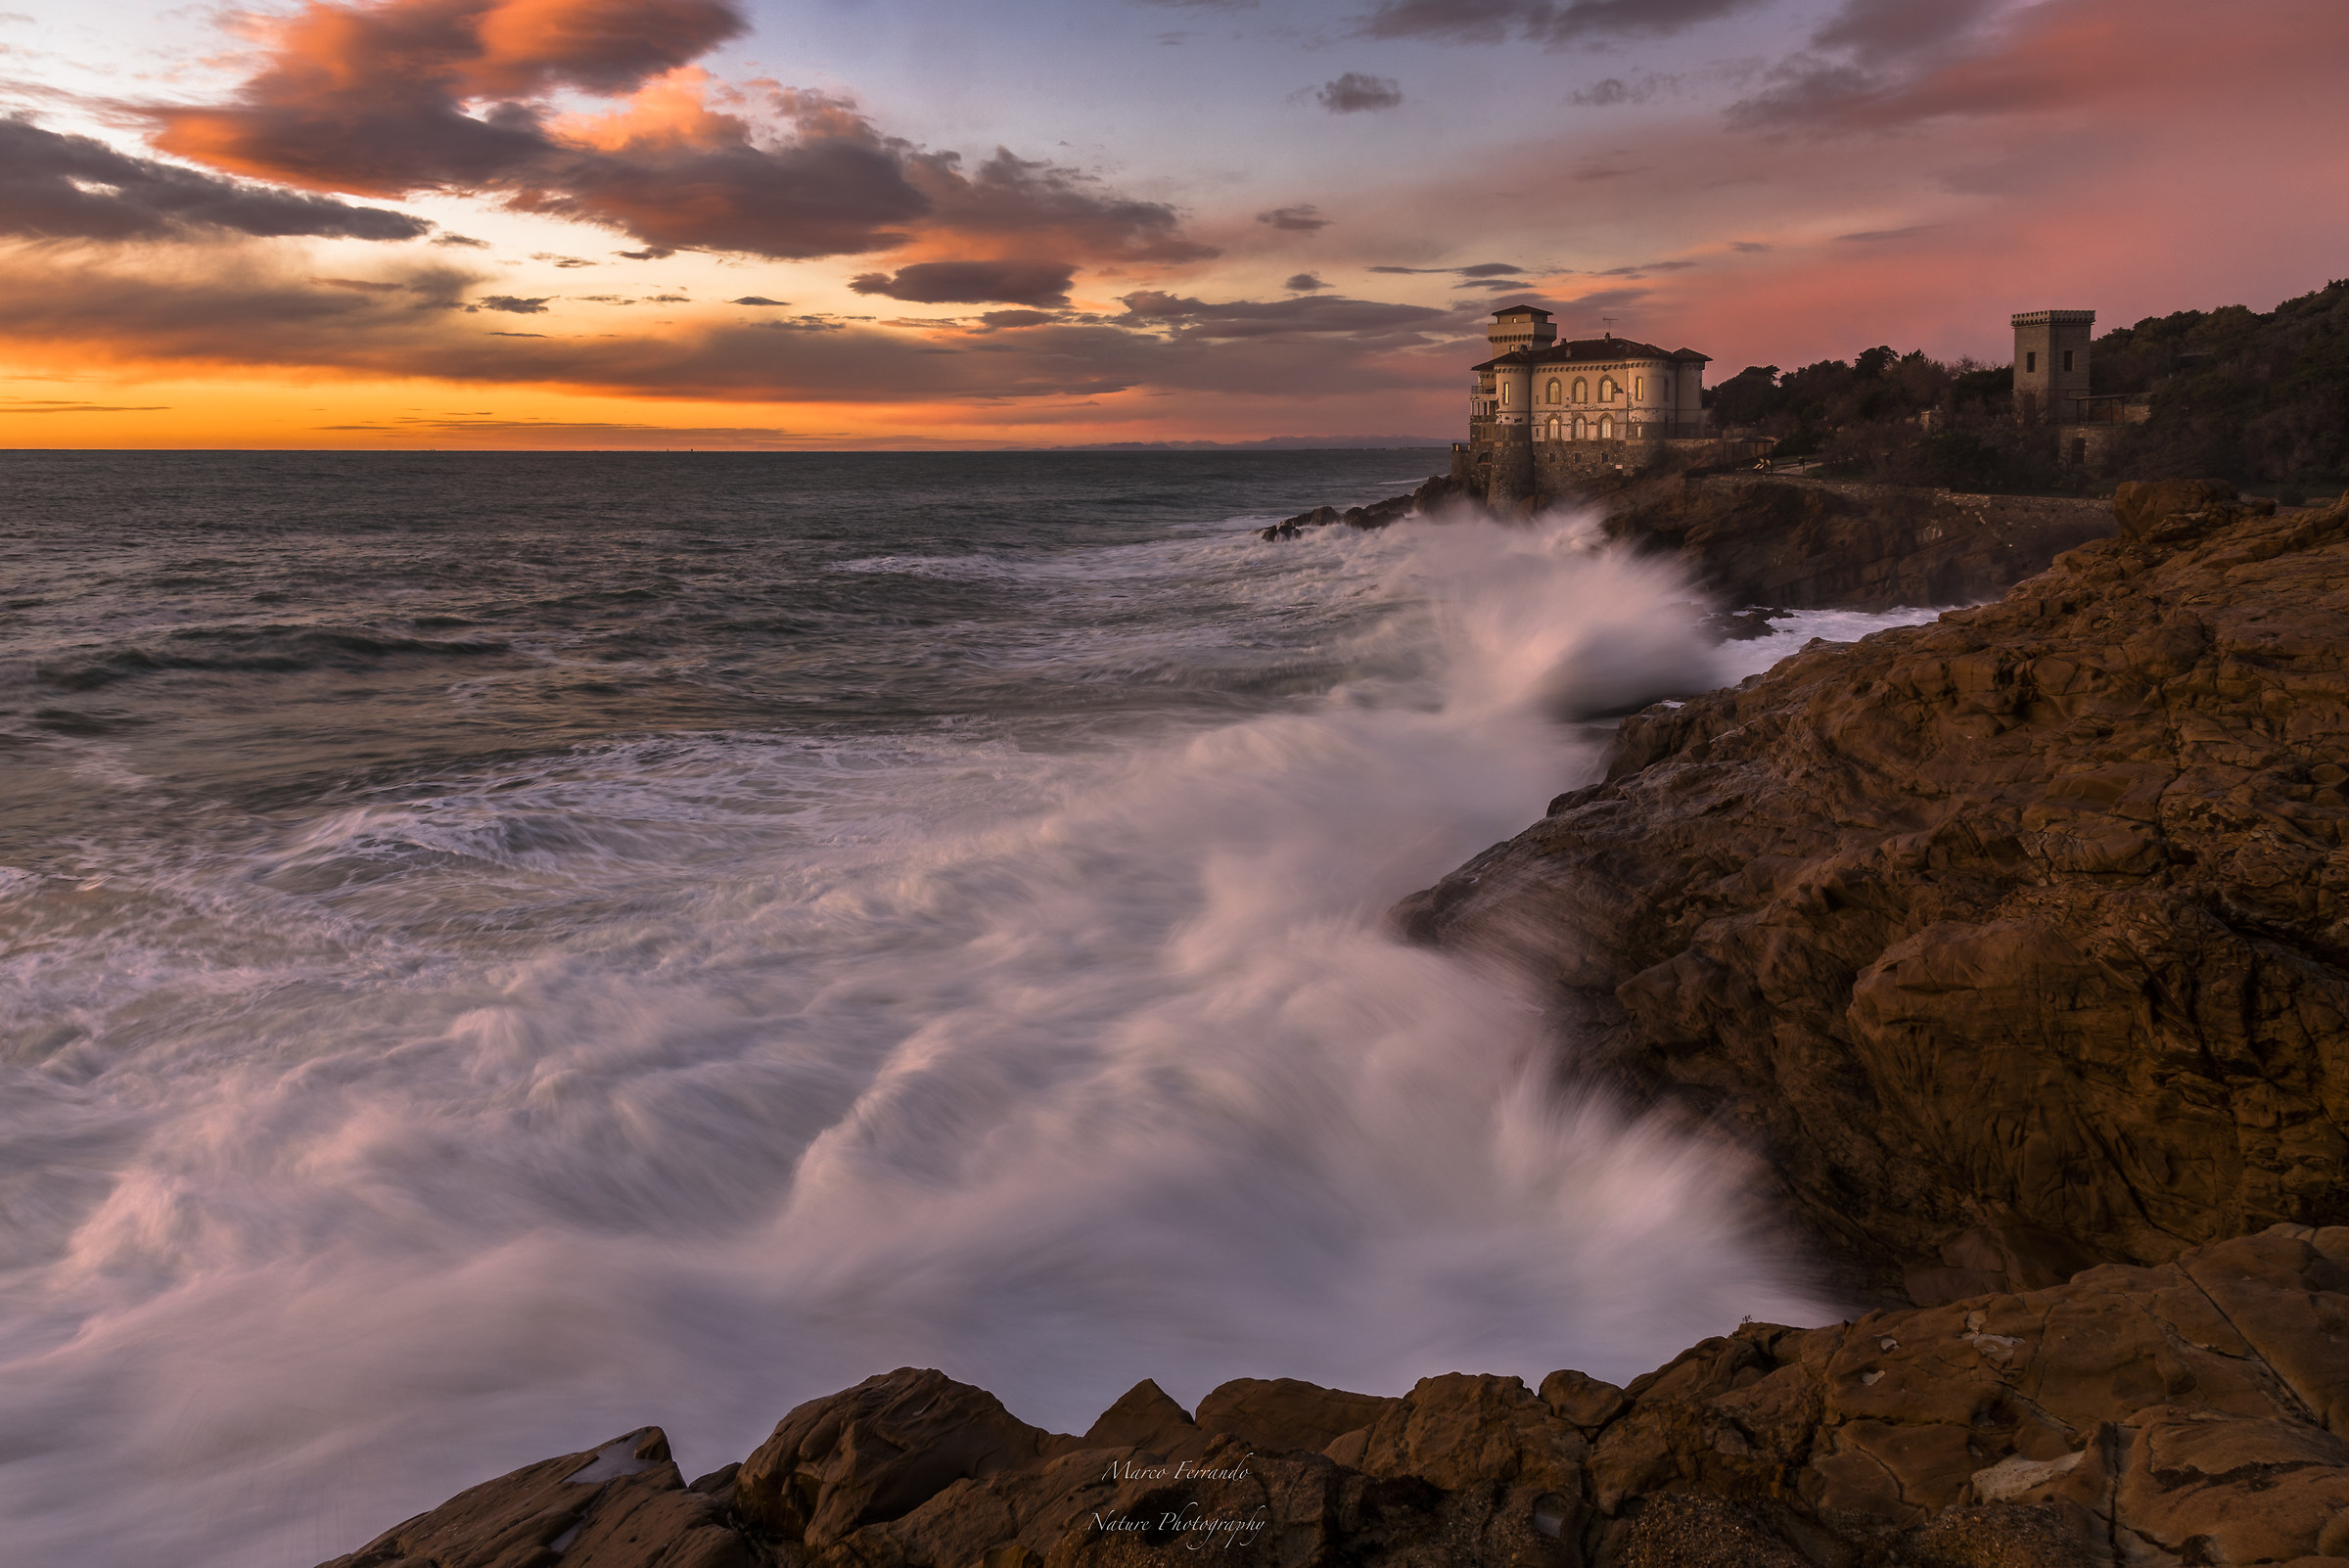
[{"xmin": 0, "ymin": 451, "xmax": 1934, "ymax": 1565}]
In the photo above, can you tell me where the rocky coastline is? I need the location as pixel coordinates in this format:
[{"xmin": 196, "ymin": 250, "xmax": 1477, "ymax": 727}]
[
  {"xmin": 321, "ymin": 484, "xmax": 2349, "ymax": 1567},
  {"xmin": 1263, "ymin": 471, "xmax": 2115, "ymax": 615}
]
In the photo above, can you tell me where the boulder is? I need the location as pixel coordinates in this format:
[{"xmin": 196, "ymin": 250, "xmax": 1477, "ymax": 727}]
[{"xmin": 316, "ymin": 1426, "xmax": 749, "ymax": 1568}]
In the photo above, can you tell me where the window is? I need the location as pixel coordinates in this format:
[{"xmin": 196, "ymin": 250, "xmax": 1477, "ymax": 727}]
[
  {"xmin": 1574, "ymin": 417, "xmax": 1587, "ymax": 439},
  {"xmin": 1546, "ymin": 416, "xmax": 1560, "ymax": 441},
  {"xmin": 1572, "ymin": 378, "xmax": 1587, "ymax": 403},
  {"xmin": 1546, "ymin": 378, "xmax": 1560, "ymax": 404},
  {"xmin": 1499, "ymin": 381, "xmax": 1510, "ymax": 404},
  {"xmin": 1634, "ymin": 376, "xmax": 1643, "ymax": 400},
  {"xmin": 2026, "ymin": 351, "xmax": 2037, "ymax": 373},
  {"xmin": 1599, "ymin": 377, "xmax": 1616, "ymax": 401},
  {"xmin": 1599, "ymin": 414, "xmax": 1614, "ymax": 438},
  {"xmin": 2062, "ymin": 350, "xmax": 2074, "ymax": 372}
]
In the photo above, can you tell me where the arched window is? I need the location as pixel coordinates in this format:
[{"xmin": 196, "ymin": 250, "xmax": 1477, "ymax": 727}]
[
  {"xmin": 1572, "ymin": 378, "xmax": 1587, "ymax": 403},
  {"xmin": 1599, "ymin": 377, "xmax": 1617, "ymax": 402},
  {"xmin": 1546, "ymin": 415, "xmax": 1560, "ymax": 441},
  {"xmin": 1545, "ymin": 378, "xmax": 1561, "ymax": 404},
  {"xmin": 1573, "ymin": 416, "xmax": 1587, "ymax": 439},
  {"xmin": 1599, "ymin": 414, "xmax": 1615, "ymax": 438}
]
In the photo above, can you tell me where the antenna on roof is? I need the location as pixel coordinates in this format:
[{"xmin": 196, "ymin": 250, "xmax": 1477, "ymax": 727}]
[{"xmin": 1601, "ymin": 316, "xmax": 1615, "ymax": 339}]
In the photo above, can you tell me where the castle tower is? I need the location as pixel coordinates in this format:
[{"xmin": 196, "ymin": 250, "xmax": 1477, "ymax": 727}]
[
  {"xmin": 1487, "ymin": 305, "xmax": 1557, "ymax": 357},
  {"xmin": 2011, "ymin": 309, "xmax": 2094, "ymax": 422}
]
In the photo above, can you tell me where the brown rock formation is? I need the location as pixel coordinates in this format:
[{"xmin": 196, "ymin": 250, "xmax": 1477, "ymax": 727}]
[
  {"xmin": 1261, "ymin": 469, "xmax": 2114, "ymax": 616},
  {"xmin": 1399, "ymin": 486, "xmax": 2349, "ymax": 1289},
  {"xmin": 319, "ymin": 1229, "xmax": 2349, "ymax": 1567},
  {"xmin": 1595, "ymin": 473, "xmax": 2118, "ymax": 611}
]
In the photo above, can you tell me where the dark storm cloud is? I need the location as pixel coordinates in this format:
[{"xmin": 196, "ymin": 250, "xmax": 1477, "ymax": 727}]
[
  {"xmin": 146, "ymin": 0, "xmax": 1211, "ymax": 265},
  {"xmin": 1257, "ymin": 205, "xmax": 1330, "ymax": 231},
  {"xmin": 848, "ymin": 259, "xmax": 1079, "ymax": 308},
  {"xmin": 1315, "ymin": 73, "xmax": 1404, "ymax": 113},
  {"xmin": 0, "ymin": 117, "xmax": 430, "ymax": 243},
  {"xmin": 1357, "ymin": 0, "xmax": 1768, "ymax": 47}
]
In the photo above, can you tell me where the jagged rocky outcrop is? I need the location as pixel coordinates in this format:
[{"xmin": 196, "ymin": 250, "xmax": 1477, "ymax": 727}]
[
  {"xmin": 322, "ymin": 1227, "xmax": 2349, "ymax": 1567},
  {"xmin": 1596, "ymin": 474, "xmax": 2118, "ymax": 612},
  {"xmin": 1399, "ymin": 483, "xmax": 2349, "ymax": 1294},
  {"xmin": 1261, "ymin": 468, "xmax": 2113, "ymax": 614},
  {"xmin": 1258, "ymin": 475, "xmax": 1464, "ymax": 539}
]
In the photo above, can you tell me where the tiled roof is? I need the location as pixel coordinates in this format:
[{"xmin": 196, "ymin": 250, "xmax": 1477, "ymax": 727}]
[{"xmin": 1472, "ymin": 337, "xmax": 1711, "ymax": 371}]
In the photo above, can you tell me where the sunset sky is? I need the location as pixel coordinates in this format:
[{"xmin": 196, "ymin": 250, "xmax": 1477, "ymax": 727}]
[{"xmin": 2, "ymin": 0, "xmax": 2342, "ymax": 448}]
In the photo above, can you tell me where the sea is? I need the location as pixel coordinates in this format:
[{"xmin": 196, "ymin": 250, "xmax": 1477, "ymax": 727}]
[{"xmin": 0, "ymin": 450, "xmax": 1936, "ymax": 1565}]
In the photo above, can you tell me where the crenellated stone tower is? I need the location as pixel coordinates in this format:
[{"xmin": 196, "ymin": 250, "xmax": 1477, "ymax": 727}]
[{"xmin": 2011, "ymin": 309, "xmax": 2095, "ymax": 423}]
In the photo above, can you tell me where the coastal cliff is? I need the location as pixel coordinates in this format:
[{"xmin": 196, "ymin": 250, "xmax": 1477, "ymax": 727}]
[
  {"xmin": 1398, "ymin": 482, "xmax": 2349, "ymax": 1296},
  {"xmin": 1266, "ymin": 471, "xmax": 2115, "ymax": 614},
  {"xmin": 318, "ymin": 486, "xmax": 2349, "ymax": 1568},
  {"xmin": 1592, "ymin": 474, "xmax": 2116, "ymax": 612}
]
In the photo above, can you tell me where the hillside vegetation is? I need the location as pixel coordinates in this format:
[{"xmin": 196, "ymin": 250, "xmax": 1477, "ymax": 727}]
[{"xmin": 1707, "ymin": 278, "xmax": 2348, "ymax": 497}]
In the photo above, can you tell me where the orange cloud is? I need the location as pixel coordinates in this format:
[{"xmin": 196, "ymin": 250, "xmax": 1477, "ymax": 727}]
[{"xmin": 146, "ymin": 0, "xmax": 1215, "ymax": 272}]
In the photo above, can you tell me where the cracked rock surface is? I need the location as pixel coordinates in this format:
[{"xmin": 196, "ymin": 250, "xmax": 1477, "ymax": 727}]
[
  {"xmin": 319, "ymin": 1230, "xmax": 2349, "ymax": 1567},
  {"xmin": 1400, "ymin": 484, "xmax": 2349, "ymax": 1290}
]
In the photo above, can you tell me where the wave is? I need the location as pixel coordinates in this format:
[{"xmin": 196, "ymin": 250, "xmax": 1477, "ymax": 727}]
[{"xmin": 0, "ymin": 510, "xmax": 1846, "ymax": 1566}]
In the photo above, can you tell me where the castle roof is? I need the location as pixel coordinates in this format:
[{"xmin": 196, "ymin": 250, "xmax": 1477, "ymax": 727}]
[{"xmin": 1473, "ymin": 336, "xmax": 1709, "ymax": 372}]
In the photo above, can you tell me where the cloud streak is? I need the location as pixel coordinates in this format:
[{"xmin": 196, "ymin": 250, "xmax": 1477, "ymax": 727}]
[{"xmin": 1358, "ymin": 0, "xmax": 1767, "ymax": 47}]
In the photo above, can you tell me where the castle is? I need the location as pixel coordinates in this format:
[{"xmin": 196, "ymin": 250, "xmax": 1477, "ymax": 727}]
[
  {"xmin": 1451, "ymin": 305, "xmax": 1718, "ymax": 505},
  {"xmin": 1452, "ymin": 302, "xmax": 2146, "ymax": 502}
]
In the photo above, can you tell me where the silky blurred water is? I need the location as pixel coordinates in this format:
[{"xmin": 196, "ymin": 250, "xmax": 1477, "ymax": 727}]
[{"xmin": 0, "ymin": 451, "xmax": 1919, "ymax": 1565}]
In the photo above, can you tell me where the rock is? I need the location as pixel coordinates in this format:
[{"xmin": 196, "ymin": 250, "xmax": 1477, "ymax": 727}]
[
  {"xmin": 320, "ymin": 1234, "xmax": 2349, "ymax": 1567},
  {"xmin": 1258, "ymin": 476, "xmax": 1467, "ymax": 541},
  {"xmin": 731, "ymin": 1366, "xmax": 1081, "ymax": 1549},
  {"xmin": 1192, "ymin": 1376, "xmax": 1397, "ymax": 1454},
  {"xmin": 1082, "ymin": 1378, "xmax": 1197, "ymax": 1452},
  {"xmin": 1398, "ymin": 491, "xmax": 2349, "ymax": 1288},
  {"xmin": 2112, "ymin": 477, "xmax": 2271, "ymax": 543},
  {"xmin": 317, "ymin": 1426, "xmax": 750, "ymax": 1568},
  {"xmin": 1598, "ymin": 473, "xmax": 2117, "ymax": 610}
]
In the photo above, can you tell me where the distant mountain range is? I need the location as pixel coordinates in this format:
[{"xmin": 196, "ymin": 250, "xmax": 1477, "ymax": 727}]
[{"xmin": 1046, "ymin": 435, "xmax": 1451, "ymax": 451}]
